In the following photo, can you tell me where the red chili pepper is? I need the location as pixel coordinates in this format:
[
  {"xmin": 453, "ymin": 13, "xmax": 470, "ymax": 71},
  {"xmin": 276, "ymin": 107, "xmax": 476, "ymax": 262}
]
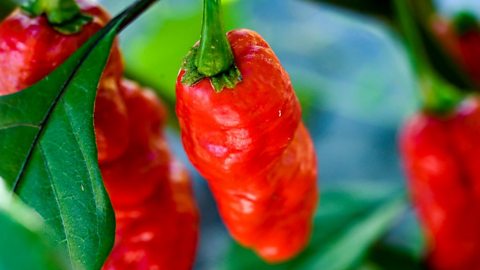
[
  {"xmin": 103, "ymin": 159, "xmax": 199, "ymax": 270},
  {"xmin": 400, "ymin": 97, "xmax": 480, "ymax": 269},
  {"xmin": 119, "ymin": 79, "xmax": 167, "ymax": 149},
  {"xmin": 101, "ymin": 80, "xmax": 169, "ymax": 209},
  {"xmin": 100, "ymin": 78, "xmax": 199, "ymax": 269},
  {"xmin": 176, "ymin": 27, "xmax": 318, "ymax": 262}
]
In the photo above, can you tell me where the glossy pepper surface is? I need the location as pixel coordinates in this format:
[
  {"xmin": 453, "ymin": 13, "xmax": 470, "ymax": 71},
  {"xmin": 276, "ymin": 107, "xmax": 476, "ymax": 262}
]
[
  {"xmin": 102, "ymin": 79, "xmax": 199, "ymax": 270},
  {"xmin": 103, "ymin": 159, "xmax": 199, "ymax": 270},
  {"xmin": 401, "ymin": 97, "xmax": 480, "ymax": 270},
  {"xmin": 177, "ymin": 29, "xmax": 318, "ymax": 262}
]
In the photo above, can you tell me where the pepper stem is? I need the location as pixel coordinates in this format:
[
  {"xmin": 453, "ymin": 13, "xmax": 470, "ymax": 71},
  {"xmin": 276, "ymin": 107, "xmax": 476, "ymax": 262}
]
[
  {"xmin": 22, "ymin": 0, "xmax": 92, "ymax": 34},
  {"xmin": 195, "ymin": 0, "xmax": 234, "ymax": 76},
  {"xmin": 181, "ymin": 0, "xmax": 241, "ymax": 92}
]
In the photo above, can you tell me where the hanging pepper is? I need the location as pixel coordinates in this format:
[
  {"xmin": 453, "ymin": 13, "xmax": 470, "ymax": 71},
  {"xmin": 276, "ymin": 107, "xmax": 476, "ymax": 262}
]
[
  {"xmin": 103, "ymin": 159, "xmax": 199, "ymax": 270},
  {"xmin": 431, "ymin": 12, "xmax": 480, "ymax": 87},
  {"xmin": 176, "ymin": 0, "xmax": 318, "ymax": 262},
  {"xmin": 396, "ymin": 0, "xmax": 480, "ymax": 268},
  {"xmin": 103, "ymin": 79, "xmax": 199, "ymax": 270},
  {"xmin": 0, "ymin": 1, "xmax": 199, "ymax": 269},
  {"xmin": 400, "ymin": 98, "xmax": 480, "ymax": 270},
  {"xmin": 100, "ymin": 80, "xmax": 169, "ymax": 209}
]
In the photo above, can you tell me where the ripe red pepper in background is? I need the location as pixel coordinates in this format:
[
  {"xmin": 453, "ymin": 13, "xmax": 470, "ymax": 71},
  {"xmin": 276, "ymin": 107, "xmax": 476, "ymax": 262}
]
[
  {"xmin": 103, "ymin": 79, "xmax": 199, "ymax": 270},
  {"xmin": 0, "ymin": 1, "xmax": 199, "ymax": 269},
  {"xmin": 400, "ymin": 98, "xmax": 480, "ymax": 270},
  {"xmin": 431, "ymin": 14, "xmax": 480, "ymax": 88},
  {"xmin": 176, "ymin": 27, "xmax": 318, "ymax": 263}
]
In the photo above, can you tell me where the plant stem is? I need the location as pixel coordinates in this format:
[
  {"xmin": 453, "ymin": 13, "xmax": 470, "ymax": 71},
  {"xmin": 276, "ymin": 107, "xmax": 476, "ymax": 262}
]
[{"xmin": 195, "ymin": 0, "xmax": 235, "ymax": 77}]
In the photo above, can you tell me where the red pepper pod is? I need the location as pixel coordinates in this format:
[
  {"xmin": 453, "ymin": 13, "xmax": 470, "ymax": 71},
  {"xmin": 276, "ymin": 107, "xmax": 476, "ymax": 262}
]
[
  {"xmin": 400, "ymin": 98, "xmax": 480, "ymax": 269},
  {"xmin": 211, "ymin": 123, "xmax": 318, "ymax": 262},
  {"xmin": 101, "ymin": 79, "xmax": 170, "ymax": 208},
  {"xmin": 119, "ymin": 79, "xmax": 167, "ymax": 149},
  {"xmin": 176, "ymin": 29, "xmax": 301, "ymax": 181},
  {"xmin": 103, "ymin": 159, "xmax": 199, "ymax": 270},
  {"xmin": 177, "ymin": 29, "xmax": 318, "ymax": 262},
  {"xmin": 95, "ymin": 77, "xmax": 130, "ymax": 164}
]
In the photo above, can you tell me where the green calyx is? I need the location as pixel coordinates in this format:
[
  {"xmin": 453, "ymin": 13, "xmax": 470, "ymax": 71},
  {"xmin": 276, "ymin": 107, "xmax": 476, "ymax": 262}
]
[
  {"xmin": 22, "ymin": 0, "xmax": 92, "ymax": 35},
  {"xmin": 420, "ymin": 74, "xmax": 464, "ymax": 115},
  {"xmin": 182, "ymin": 44, "xmax": 242, "ymax": 92},
  {"xmin": 453, "ymin": 11, "xmax": 480, "ymax": 36},
  {"xmin": 181, "ymin": 0, "xmax": 242, "ymax": 92}
]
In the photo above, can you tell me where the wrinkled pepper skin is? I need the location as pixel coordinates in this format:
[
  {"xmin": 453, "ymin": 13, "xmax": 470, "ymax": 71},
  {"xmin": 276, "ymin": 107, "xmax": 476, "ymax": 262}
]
[
  {"xmin": 400, "ymin": 98, "xmax": 480, "ymax": 270},
  {"xmin": 177, "ymin": 29, "xmax": 318, "ymax": 262},
  {"xmin": 177, "ymin": 29, "xmax": 301, "ymax": 181},
  {"xmin": 103, "ymin": 160, "xmax": 199, "ymax": 270},
  {"xmin": 101, "ymin": 81, "xmax": 169, "ymax": 209},
  {"xmin": 103, "ymin": 79, "xmax": 199, "ymax": 270},
  {"xmin": 0, "ymin": 2, "xmax": 199, "ymax": 269}
]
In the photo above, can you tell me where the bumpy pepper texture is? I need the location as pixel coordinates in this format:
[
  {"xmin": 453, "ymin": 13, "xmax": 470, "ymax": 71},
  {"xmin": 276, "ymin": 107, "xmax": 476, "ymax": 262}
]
[
  {"xmin": 103, "ymin": 80, "xmax": 199, "ymax": 270},
  {"xmin": 177, "ymin": 29, "xmax": 318, "ymax": 262},
  {"xmin": 401, "ymin": 98, "xmax": 480, "ymax": 270},
  {"xmin": 103, "ymin": 159, "xmax": 199, "ymax": 270},
  {"xmin": 0, "ymin": 2, "xmax": 199, "ymax": 269}
]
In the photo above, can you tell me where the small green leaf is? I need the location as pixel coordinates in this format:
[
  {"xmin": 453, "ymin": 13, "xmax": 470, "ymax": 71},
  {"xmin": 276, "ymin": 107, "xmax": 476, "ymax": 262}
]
[
  {"xmin": 219, "ymin": 182, "xmax": 409, "ymax": 270},
  {"xmin": 0, "ymin": 0, "xmax": 158, "ymax": 268},
  {"xmin": 0, "ymin": 179, "xmax": 69, "ymax": 270}
]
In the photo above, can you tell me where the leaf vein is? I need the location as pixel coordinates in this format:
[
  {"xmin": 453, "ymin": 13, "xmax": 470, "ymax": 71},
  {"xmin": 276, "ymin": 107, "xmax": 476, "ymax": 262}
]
[
  {"xmin": 39, "ymin": 144, "xmax": 75, "ymax": 270},
  {"xmin": 62, "ymin": 99, "xmax": 102, "ymax": 257},
  {"xmin": 0, "ymin": 123, "xmax": 39, "ymax": 130}
]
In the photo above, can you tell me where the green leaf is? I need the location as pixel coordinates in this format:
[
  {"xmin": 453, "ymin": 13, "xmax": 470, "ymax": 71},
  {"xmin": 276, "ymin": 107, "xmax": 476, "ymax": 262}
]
[
  {"xmin": 219, "ymin": 182, "xmax": 409, "ymax": 270},
  {"xmin": 0, "ymin": 0, "xmax": 158, "ymax": 268},
  {"xmin": 0, "ymin": 179, "xmax": 69, "ymax": 270}
]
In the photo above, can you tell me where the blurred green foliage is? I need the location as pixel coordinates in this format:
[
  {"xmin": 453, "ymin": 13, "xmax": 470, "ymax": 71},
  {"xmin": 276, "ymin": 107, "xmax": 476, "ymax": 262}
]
[{"xmin": 0, "ymin": 182, "xmax": 68, "ymax": 270}]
